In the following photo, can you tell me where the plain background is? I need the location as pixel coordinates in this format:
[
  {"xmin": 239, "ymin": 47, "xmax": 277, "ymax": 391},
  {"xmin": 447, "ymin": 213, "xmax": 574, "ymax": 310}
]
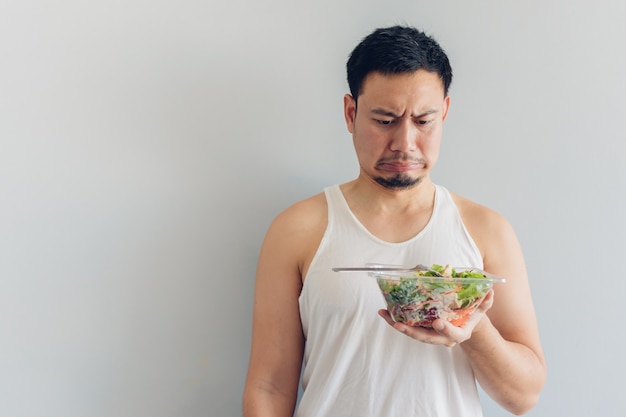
[{"xmin": 1, "ymin": 1, "xmax": 625, "ymax": 416}]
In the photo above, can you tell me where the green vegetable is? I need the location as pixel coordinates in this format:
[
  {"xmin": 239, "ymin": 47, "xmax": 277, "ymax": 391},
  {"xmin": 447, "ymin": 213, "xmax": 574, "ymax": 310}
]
[{"xmin": 376, "ymin": 264, "xmax": 491, "ymax": 327}]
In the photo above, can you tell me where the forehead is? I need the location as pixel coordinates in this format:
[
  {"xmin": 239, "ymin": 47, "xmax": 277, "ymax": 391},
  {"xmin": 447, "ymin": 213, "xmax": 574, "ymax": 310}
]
[{"xmin": 358, "ymin": 70, "xmax": 446, "ymax": 103}]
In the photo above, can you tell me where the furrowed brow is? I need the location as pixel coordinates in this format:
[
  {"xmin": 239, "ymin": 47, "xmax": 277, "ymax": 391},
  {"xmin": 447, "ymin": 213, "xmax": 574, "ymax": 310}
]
[
  {"xmin": 370, "ymin": 108, "xmax": 438, "ymax": 118},
  {"xmin": 412, "ymin": 109, "xmax": 438, "ymax": 118},
  {"xmin": 370, "ymin": 108, "xmax": 400, "ymax": 117}
]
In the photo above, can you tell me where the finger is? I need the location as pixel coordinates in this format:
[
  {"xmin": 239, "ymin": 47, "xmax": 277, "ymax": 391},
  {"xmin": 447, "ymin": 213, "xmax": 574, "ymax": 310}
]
[
  {"xmin": 378, "ymin": 310, "xmax": 412, "ymax": 333},
  {"xmin": 435, "ymin": 292, "xmax": 495, "ymax": 344},
  {"xmin": 430, "ymin": 319, "xmax": 460, "ymax": 347},
  {"xmin": 431, "ymin": 295, "xmax": 494, "ymax": 344},
  {"xmin": 379, "ymin": 310, "xmax": 457, "ymax": 347},
  {"xmin": 378, "ymin": 309, "xmax": 395, "ymax": 326},
  {"xmin": 476, "ymin": 289, "xmax": 495, "ymax": 313},
  {"xmin": 387, "ymin": 316, "xmax": 451, "ymax": 343},
  {"xmin": 404, "ymin": 323, "xmax": 456, "ymax": 347}
]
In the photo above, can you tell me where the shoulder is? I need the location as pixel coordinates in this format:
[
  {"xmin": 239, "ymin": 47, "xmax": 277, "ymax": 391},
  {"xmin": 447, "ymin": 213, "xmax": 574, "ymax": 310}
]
[
  {"xmin": 450, "ymin": 192, "xmax": 509, "ymax": 228},
  {"xmin": 449, "ymin": 192, "xmax": 518, "ymax": 261},
  {"xmin": 261, "ymin": 191, "xmax": 329, "ymax": 277},
  {"xmin": 270, "ymin": 191, "xmax": 328, "ymax": 234}
]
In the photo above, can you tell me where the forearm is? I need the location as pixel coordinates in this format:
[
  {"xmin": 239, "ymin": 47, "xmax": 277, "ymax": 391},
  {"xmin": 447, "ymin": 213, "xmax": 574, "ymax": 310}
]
[
  {"xmin": 461, "ymin": 316, "xmax": 546, "ymax": 415},
  {"xmin": 242, "ymin": 382, "xmax": 297, "ymax": 417}
]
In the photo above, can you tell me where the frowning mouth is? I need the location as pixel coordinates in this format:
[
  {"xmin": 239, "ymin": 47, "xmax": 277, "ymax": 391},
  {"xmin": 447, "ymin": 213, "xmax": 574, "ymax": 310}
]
[{"xmin": 376, "ymin": 158, "xmax": 426, "ymax": 172}]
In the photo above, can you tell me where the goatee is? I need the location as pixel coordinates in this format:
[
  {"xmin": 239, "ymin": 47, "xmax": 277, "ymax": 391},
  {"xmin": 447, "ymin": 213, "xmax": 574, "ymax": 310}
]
[{"xmin": 374, "ymin": 174, "xmax": 422, "ymax": 190}]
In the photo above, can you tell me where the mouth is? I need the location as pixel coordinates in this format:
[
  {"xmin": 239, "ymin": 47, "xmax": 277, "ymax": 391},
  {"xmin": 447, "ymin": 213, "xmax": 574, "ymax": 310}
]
[{"xmin": 377, "ymin": 159, "xmax": 426, "ymax": 172}]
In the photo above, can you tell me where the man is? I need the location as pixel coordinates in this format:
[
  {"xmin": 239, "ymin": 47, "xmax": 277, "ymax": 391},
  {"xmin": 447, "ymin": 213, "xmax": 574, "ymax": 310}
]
[{"xmin": 243, "ymin": 25, "xmax": 546, "ymax": 417}]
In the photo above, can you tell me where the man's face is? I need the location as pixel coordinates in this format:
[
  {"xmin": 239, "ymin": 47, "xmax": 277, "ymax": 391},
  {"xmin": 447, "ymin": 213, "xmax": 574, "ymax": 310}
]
[{"xmin": 344, "ymin": 70, "xmax": 450, "ymax": 190}]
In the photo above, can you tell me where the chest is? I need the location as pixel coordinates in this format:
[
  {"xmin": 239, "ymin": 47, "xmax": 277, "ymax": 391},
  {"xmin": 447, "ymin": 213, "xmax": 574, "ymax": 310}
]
[{"xmin": 356, "ymin": 211, "xmax": 433, "ymax": 243}]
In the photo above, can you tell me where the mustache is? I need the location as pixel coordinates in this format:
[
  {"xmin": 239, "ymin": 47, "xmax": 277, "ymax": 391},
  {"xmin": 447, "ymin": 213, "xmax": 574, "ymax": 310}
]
[{"xmin": 377, "ymin": 154, "xmax": 426, "ymax": 164}]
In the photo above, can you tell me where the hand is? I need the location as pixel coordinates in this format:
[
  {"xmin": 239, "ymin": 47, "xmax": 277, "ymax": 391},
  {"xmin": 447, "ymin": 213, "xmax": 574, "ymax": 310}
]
[{"xmin": 378, "ymin": 289, "xmax": 495, "ymax": 348}]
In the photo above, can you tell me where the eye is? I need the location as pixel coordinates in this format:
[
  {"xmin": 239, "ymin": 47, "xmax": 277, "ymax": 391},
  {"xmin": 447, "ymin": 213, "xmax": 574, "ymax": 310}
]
[
  {"xmin": 375, "ymin": 119, "xmax": 394, "ymax": 125},
  {"xmin": 416, "ymin": 119, "xmax": 432, "ymax": 126}
]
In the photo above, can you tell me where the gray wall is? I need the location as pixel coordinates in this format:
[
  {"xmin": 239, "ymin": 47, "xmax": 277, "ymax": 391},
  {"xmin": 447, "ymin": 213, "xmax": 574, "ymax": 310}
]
[{"xmin": 1, "ymin": 1, "xmax": 624, "ymax": 416}]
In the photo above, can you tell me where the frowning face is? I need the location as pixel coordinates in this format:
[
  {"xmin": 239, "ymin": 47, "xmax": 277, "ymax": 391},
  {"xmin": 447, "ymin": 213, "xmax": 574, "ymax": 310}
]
[{"xmin": 344, "ymin": 70, "xmax": 450, "ymax": 190}]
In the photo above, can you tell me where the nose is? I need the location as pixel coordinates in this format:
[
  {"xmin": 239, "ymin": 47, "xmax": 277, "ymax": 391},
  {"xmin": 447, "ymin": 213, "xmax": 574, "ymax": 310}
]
[{"xmin": 389, "ymin": 119, "xmax": 418, "ymax": 152}]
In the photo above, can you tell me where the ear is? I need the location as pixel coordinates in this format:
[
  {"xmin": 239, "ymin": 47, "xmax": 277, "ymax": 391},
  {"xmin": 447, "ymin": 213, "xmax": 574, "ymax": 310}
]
[
  {"xmin": 441, "ymin": 95, "xmax": 451, "ymax": 122},
  {"xmin": 343, "ymin": 94, "xmax": 357, "ymax": 133}
]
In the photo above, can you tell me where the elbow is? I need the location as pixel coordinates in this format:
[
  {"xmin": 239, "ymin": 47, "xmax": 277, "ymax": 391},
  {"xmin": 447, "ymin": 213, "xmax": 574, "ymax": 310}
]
[
  {"xmin": 501, "ymin": 372, "xmax": 547, "ymax": 415},
  {"xmin": 504, "ymin": 393, "xmax": 541, "ymax": 416}
]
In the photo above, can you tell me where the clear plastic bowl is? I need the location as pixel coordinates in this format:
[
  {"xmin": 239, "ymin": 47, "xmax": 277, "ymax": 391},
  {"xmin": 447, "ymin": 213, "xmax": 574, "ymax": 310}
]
[{"xmin": 370, "ymin": 267, "xmax": 503, "ymax": 328}]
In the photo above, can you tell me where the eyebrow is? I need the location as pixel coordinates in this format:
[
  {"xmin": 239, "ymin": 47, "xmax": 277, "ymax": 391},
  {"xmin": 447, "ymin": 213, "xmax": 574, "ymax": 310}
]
[{"xmin": 370, "ymin": 108, "xmax": 438, "ymax": 118}]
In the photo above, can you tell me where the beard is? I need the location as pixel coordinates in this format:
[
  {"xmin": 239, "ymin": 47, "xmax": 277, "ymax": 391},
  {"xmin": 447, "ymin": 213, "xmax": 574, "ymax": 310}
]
[{"xmin": 374, "ymin": 173, "xmax": 422, "ymax": 190}]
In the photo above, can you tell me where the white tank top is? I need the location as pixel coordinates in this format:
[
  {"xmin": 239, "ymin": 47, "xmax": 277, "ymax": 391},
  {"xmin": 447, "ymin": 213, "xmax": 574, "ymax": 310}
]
[{"xmin": 297, "ymin": 184, "xmax": 484, "ymax": 417}]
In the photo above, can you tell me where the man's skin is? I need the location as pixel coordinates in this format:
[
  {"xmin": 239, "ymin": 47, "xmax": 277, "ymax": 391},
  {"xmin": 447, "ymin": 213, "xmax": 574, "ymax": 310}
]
[{"xmin": 243, "ymin": 69, "xmax": 546, "ymax": 417}]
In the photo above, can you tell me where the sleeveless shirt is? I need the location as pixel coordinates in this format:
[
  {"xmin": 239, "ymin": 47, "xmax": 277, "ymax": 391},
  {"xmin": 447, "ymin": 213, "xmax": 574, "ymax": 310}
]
[{"xmin": 296, "ymin": 184, "xmax": 484, "ymax": 417}]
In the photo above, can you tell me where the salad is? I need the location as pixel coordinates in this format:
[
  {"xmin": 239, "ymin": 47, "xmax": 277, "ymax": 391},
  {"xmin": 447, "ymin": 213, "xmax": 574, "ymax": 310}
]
[{"xmin": 375, "ymin": 264, "xmax": 493, "ymax": 328}]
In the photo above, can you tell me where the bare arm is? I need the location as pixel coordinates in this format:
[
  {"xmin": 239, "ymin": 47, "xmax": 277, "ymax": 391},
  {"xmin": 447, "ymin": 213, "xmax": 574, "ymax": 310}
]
[
  {"xmin": 242, "ymin": 212, "xmax": 305, "ymax": 416},
  {"xmin": 449, "ymin": 198, "xmax": 546, "ymax": 414},
  {"xmin": 378, "ymin": 198, "xmax": 546, "ymax": 415},
  {"xmin": 243, "ymin": 196, "xmax": 326, "ymax": 417},
  {"xmin": 459, "ymin": 206, "xmax": 546, "ymax": 415}
]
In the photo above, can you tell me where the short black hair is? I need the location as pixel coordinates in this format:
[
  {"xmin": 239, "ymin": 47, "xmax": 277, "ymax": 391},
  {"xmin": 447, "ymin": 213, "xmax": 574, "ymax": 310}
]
[{"xmin": 346, "ymin": 25, "xmax": 453, "ymax": 99}]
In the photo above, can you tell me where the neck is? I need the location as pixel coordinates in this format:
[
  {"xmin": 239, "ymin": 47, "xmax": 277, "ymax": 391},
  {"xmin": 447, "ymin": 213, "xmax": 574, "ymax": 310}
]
[{"xmin": 341, "ymin": 175, "xmax": 436, "ymax": 215}]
